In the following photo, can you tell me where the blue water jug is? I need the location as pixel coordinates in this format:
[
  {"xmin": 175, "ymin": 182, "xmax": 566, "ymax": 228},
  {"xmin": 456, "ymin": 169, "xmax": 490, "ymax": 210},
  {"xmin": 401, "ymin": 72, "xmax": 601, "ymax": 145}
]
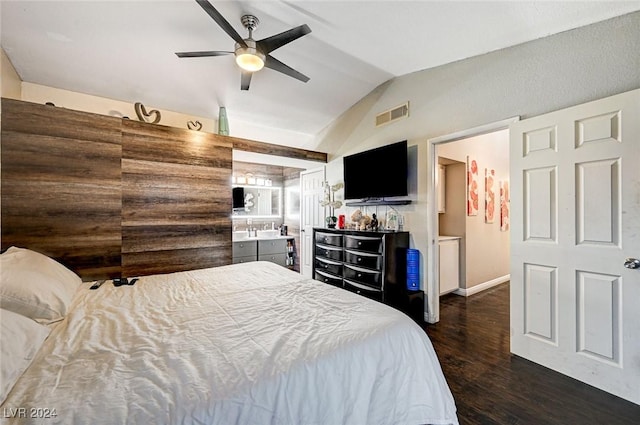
[{"xmin": 406, "ymin": 249, "xmax": 420, "ymax": 291}]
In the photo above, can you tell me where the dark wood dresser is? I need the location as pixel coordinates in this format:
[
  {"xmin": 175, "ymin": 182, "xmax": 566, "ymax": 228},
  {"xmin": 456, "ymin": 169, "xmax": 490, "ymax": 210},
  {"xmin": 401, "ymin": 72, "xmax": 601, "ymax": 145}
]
[{"xmin": 312, "ymin": 228, "xmax": 423, "ymax": 321}]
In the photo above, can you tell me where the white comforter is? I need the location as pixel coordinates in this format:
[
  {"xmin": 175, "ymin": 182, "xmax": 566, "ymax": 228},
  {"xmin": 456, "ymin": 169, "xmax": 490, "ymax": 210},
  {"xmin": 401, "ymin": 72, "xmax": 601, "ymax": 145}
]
[{"xmin": 2, "ymin": 261, "xmax": 458, "ymax": 425}]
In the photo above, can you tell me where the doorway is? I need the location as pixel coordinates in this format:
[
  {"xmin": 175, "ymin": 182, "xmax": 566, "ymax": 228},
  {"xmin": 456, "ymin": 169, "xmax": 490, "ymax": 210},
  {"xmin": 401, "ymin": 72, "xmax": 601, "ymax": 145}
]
[
  {"xmin": 426, "ymin": 117, "xmax": 518, "ymax": 323},
  {"xmin": 436, "ymin": 129, "xmax": 511, "ymax": 295}
]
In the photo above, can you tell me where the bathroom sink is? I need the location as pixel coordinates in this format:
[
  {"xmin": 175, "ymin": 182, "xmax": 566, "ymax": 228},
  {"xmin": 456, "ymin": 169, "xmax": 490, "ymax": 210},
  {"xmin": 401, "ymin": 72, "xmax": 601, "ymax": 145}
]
[
  {"xmin": 232, "ymin": 231, "xmax": 252, "ymax": 241},
  {"xmin": 256, "ymin": 229, "xmax": 279, "ymax": 238}
]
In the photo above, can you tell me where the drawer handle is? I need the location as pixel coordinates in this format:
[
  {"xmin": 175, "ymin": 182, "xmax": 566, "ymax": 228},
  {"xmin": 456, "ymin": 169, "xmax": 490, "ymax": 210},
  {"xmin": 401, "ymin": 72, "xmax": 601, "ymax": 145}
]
[
  {"xmin": 325, "ymin": 250, "xmax": 329, "ymax": 255},
  {"xmin": 324, "ymin": 278, "xmax": 329, "ymax": 282},
  {"xmin": 358, "ymin": 273, "xmax": 362, "ymax": 277},
  {"xmin": 358, "ymin": 241, "xmax": 362, "ymax": 246},
  {"xmin": 324, "ymin": 237, "xmax": 329, "ymax": 242},
  {"xmin": 357, "ymin": 257, "xmax": 362, "ymax": 262},
  {"xmin": 324, "ymin": 265, "xmax": 328, "ymax": 269}
]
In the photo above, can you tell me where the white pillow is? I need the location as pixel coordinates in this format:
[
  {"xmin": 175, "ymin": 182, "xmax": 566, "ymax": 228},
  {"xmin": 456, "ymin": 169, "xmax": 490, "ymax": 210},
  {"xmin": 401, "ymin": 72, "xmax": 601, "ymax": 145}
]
[
  {"xmin": 0, "ymin": 308, "xmax": 50, "ymax": 404},
  {"xmin": 0, "ymin": 246, "xmax": 82, "ymax": 324}
]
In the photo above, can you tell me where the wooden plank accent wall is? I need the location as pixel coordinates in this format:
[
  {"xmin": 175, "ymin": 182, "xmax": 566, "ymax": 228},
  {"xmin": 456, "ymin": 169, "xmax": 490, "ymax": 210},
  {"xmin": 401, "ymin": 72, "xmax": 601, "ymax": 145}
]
[
  {"xmin": 121, "ymin": 120, "xmax": 233, "ymax": 277},
  {"xmin": 1, "ymin": 98, "xmax": 122, "ymax": 279},
  {"xmin": 230, "ymin": 136, "xmax": 327, "ymax": 163},
  {"xmin": 1, "ymin": 98, "xmax": 322, "ymax": 280}
]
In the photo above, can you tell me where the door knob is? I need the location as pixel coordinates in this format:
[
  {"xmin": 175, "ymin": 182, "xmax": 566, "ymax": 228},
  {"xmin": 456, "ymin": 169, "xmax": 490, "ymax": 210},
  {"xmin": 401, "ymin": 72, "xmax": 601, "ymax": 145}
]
[{"xmin": 624, "ymin": 258, "xmax": 640, "ymax": 269}]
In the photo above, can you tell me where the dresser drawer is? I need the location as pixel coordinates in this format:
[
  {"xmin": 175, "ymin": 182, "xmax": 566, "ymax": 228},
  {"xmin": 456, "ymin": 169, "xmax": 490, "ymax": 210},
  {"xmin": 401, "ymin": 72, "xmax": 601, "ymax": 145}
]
[
  {"xmin": 258, "ymin": 253, "xmax": 288, "ymax": 266},
  {"xmin": 315, "ymin": 257, "xmax": 343, "ymax": 276},
  {"xmin": 315, "ymin": 270, "xmax": 343, "ymax": 287},
  {"xmin": 232, "ymin": 255, "xmax": 256, "ymax": 264},
  {"xmin": 344, "ymin": 235, "xmax": 383, "ymax": 253},
  {"xmin": 258, "ymin": 238, "xmax": 287, "ymax": 255},
  {"xmin": 232, "ymin": 240, "xmax": 258, "ymax": 257},
  {"xmin": 315, "ymin": 243, "xmax": 343, "ymax": 261},
  {"xmin": 344, "ymin": 264, "xmax": 382, "ymax": 287},
  {"xmin": 344, "ymin": 250, "xmax": 383, "ymax": 270},
  {"xmin": 315, "ymin": 232, "xmax": 343, "ymax": 247},
  {"xmin": 344, "ymin": 279, "xmax": 383, "ymax": 302}
]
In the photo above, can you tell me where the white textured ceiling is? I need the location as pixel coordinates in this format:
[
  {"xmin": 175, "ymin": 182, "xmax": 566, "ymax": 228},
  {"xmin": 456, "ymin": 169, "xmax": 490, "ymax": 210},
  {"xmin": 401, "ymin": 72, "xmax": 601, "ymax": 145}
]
[{"xmin": 2, "ymin": 1, "xmax": 640, "ymax": 150}]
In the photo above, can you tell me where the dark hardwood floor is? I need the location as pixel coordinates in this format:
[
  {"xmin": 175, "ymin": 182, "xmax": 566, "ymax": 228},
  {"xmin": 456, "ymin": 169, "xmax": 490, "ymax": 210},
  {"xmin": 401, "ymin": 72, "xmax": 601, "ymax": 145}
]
[{"xmin": 424, "ymin": 283, "xmax": 640, "ymax": 425}]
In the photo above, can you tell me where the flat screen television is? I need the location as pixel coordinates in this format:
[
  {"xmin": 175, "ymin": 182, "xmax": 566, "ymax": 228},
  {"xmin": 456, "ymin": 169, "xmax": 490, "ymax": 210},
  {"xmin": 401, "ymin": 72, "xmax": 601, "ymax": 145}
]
[
  {"xmin": 232, "ymin": 186, "xmax": 245, "ymax": 209},
  {"xmin": 343, "ymin": 140, "xmax": 408, "ymax": 200}
]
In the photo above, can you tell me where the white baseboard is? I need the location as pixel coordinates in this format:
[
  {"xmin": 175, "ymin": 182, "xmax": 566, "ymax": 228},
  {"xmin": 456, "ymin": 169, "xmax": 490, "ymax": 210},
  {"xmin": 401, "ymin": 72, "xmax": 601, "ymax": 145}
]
[{"xmin": 453, "ymin": 274, "xmax": 510, "ymax": 297}]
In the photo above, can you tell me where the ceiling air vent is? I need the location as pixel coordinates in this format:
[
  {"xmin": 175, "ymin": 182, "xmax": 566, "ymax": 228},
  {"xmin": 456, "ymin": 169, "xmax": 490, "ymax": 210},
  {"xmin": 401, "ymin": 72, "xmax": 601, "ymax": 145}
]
[{"xmin": 375, "ymin": 102, "xmax": 409, "ymax": 127}]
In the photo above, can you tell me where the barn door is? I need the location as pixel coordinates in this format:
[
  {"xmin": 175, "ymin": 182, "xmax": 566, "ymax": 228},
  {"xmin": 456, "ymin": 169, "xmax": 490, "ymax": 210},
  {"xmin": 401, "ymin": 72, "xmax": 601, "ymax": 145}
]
[{"xmin": 510, "ymin": 89, "xmax": 640, "ymax": 404}]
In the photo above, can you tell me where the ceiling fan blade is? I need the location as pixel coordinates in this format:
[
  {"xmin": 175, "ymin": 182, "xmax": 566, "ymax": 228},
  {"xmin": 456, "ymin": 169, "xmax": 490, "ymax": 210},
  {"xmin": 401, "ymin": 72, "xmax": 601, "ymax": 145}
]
[
  {"xmin": 175, "ymin": 50, "xmax": 233, "ymax": 58},
  {"xmin": 257, "ymin": 24, "xmax": 311, "ymax": 54},
  {"xmin": 264, "ymin": 55, "xmax": 310, "ymax": 83},
  {"xmin": 240, "ymin": 71, "xmax": 252, "ymax": 91},
  {"xmin": 195, "ymin": 0, "xmax": 247, "ymax": 48}
]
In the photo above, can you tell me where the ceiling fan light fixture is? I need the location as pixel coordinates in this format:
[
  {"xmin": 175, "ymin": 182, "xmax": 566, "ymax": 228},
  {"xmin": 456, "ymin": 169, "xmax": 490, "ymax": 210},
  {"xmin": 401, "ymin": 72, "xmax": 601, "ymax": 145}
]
[
  {"xmin": 235, "ymin": 40, "xmax": 265, "ymax": 72},
  {"xmin": 176, "ymin": 4, "xmax": 311, "ymax": 90},
  {"xmin": 236, "ymin": 52, "xmax": 264, "ymax": 72}
]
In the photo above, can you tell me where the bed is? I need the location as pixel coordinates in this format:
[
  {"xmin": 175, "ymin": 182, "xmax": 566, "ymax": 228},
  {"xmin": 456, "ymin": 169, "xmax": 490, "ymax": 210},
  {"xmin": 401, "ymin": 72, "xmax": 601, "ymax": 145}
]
[{"xmin": 0, "ymin": 247, "xmax": 458, "ymax": 424}]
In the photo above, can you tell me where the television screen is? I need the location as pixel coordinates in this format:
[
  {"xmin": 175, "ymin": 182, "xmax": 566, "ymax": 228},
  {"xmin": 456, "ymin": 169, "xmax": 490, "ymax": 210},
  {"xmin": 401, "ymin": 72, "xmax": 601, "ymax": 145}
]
[
  {"xmin": 232, "ymin": 187, "xmax": 245, "ymax": 209},
  {"xmin": 343, "ymin": 140, "xmax": 408, "ymax": 200}
]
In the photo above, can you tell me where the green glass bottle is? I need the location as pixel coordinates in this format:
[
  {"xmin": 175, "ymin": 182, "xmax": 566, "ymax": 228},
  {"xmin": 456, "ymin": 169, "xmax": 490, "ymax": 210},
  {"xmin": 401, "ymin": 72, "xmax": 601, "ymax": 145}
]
[{"xmin": 218, "ymin": 106, "xmax": 229, "ymax": 135}]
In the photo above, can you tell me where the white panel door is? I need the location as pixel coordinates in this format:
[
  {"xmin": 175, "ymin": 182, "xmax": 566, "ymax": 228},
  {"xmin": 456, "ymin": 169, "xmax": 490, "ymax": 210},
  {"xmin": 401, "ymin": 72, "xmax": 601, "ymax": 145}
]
[
  {"xmin": 300, "ymin": 167, "xmax": 325, "ymax": 278},
  {"xmin": 510, "ymin": 89, "xmax": 640, "ymax": 404}
]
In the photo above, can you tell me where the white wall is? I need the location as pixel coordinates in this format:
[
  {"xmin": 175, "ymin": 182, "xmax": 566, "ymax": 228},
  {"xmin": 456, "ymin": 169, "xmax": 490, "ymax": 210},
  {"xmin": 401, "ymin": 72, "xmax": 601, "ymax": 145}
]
[
  {"xmin": 1, "ymin": 47, "xmax": 21, "ymax": 99},
  {"xmin": 20, "ymin": 82, "xmax": 217, "ymax": 133},
  {"xmin": 437, "ymin": 130, "xmax": 510, "ymax": 289},
  {"xmin": 313, "ymin": 12, "xmax": 640, "ymax": 319}
]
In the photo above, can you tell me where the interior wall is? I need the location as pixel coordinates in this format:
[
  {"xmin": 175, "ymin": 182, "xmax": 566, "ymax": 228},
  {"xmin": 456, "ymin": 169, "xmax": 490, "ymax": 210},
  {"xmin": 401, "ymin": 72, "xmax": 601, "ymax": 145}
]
[
  {"xmin": 121, "ymin": 119, "xmax": 232, "ymax": 277},
  {"xmin": 312, "ymin": 12, "xmax": 640, "ymax": 317},
  {"xmin": 437, "ymin": 130, "xmax": 510, "ymax": 289},
  {"xmin": 1, "ymin": 98, "xmax": 123, "ymax": 279},
  {"xmin": 20, "ymin": 82, "xmax": 217, "ymax": 133},
  {"xmin": 18, "ymin": 82, "xmax": 328, "ymax": 164},
  {"xmin": 18, "ymin": 82, "xmax": 315, "ymax": 149},
  {"xmin": 1, "ymin": 47, "xmax": 21, "ymax": 99},
  {"xmin": 1, "ymin": 98, "xmax": 233, "ymax": 280}
]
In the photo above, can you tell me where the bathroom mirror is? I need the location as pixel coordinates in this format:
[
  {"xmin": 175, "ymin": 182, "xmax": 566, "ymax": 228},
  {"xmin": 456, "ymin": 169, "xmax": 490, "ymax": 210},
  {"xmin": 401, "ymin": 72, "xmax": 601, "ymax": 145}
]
[{"xmin": 232, "ymin": 185, "xmax": 282, "ymax": 218}]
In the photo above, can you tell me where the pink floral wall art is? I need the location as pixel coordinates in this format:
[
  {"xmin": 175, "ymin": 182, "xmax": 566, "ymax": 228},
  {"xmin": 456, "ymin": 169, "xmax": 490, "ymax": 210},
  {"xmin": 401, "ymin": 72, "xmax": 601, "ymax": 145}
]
[
  {"xmin": 466, "ymin": 156, "xmax": 479, "ymax": 216},
  {"xmin": 485, "ymin": 168, "xmax": 495, "ymax": 223},
  {"xmin": 500, "ymin": 180, "xmax": 510, "ymax": 231}
]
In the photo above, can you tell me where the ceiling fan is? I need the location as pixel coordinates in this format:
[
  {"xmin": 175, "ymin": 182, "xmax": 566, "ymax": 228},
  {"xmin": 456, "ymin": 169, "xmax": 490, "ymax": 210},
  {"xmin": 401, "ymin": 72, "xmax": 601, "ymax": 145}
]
[{"xmin": 176, "ymin": 0, "xmax": 311, "ymax": 90}]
